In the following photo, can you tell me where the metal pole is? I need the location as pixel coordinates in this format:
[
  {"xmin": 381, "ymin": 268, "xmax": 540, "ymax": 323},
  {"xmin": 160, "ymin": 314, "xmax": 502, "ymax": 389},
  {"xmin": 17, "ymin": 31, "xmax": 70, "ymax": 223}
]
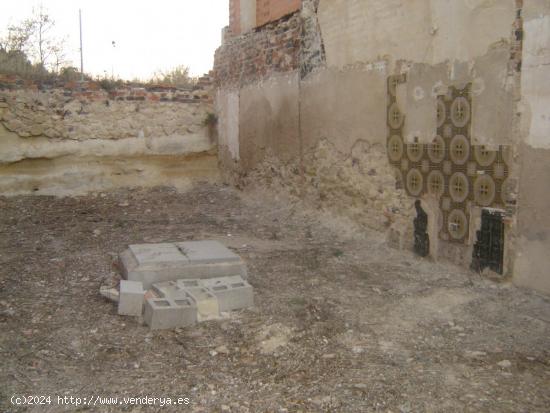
[{"xmin": 79, "ymin": 9, "xmax": 84, "ymax": 81}]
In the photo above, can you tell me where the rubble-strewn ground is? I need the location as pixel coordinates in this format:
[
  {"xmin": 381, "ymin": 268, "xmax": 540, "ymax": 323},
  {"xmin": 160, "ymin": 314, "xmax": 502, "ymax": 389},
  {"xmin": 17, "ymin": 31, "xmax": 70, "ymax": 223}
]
[{"xmin": 1, "ymin": 184, "xmax": 549, "ymax": 413}]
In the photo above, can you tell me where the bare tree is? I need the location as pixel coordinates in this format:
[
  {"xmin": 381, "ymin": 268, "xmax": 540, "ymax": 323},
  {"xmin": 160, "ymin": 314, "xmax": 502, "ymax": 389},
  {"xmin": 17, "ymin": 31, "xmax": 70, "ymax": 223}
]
[
  {"xmin": 29, "ymin": 5, "xmax": 56, "ymax": 70},
  {"xmin": 0, "ymin": 6, "xmax": 69, "ymax": 77},
  {"xmin": 49, "ymin": 38, "xmax": 69, "ymax": 74}
]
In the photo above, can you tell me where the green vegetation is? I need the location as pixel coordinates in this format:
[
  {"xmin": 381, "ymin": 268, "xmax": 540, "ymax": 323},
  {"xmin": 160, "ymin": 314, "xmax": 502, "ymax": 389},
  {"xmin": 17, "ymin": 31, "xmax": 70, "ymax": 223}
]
[{"xmin": 203, "ymin": 112, "xmax": 218, "ymax": 127}]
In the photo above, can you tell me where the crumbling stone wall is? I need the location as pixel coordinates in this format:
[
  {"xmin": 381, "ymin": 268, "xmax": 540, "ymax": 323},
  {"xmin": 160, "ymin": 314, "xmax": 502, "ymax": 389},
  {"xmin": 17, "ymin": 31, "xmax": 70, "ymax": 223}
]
[
  {"xmin": 0, "ymin": 88, "xmax": 209, "ymax": 141},
  {"xmin": 0, "ymin": 81, "xmax": 219, "ymax": 196},
  {"xmin": 240, "ymin": 139, "xmax": 414, "ymax": 236}
]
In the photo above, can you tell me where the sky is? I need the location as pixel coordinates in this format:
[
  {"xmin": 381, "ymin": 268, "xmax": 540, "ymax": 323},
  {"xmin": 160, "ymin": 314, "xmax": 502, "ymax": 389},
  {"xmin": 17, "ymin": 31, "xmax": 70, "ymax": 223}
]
[{"xmin": 0, "ymin": 0, "xmax": 229, "ymax": 80}]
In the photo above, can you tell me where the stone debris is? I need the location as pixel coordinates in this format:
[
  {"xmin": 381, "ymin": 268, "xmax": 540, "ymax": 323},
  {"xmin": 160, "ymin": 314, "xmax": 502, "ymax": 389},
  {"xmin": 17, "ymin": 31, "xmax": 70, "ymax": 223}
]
[
  {"xmin": 99, "ymin": 286, "xmax": 119, "ymax": 303},
  {"xmin": 111, "ymin": 241, "xmax": 253, "ymax": 330}
]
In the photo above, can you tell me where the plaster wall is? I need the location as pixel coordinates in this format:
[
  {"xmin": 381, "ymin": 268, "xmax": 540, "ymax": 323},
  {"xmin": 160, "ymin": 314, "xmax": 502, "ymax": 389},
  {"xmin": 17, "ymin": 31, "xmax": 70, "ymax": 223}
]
[
  {"xmin": 240, "ymin": 0, "xmax": 257, "ymax": 33},
  {"xmin": 514, "ymin": 0, "xmax": 550, "ymax": 295},
  {"xmin": 215, "ymin": 0, "xmax": 550, "ymax": 294},
  {"xmin": 300, "ymin": 67, "xmax": 387, "ymax": 153},
  {"xmin": 238, "ymin": 73, "xmax": 300, "ymax": 170},
  {"xmin": 317, "ymin": 0, "xmax": 515, "ymax": 70},
  {"xmin": 216, "ymin": 88, "xmax": 240, "ymax": 161}
]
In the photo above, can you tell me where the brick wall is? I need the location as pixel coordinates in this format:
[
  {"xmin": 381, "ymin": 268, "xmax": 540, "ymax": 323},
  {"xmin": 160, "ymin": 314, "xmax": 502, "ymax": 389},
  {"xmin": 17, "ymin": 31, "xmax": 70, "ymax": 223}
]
[
  {"xmin": 256, "ymin": 0, "xmax": 301, "ymax": 28},
  {"xmin": 0, "ymin": 75, "xmax": 214, "ymax": 104},
  {"xmin": 229, "ymin": 0, "xmax": 301, "ymax": 36},
  {"xmin": 213, "ymin": 12, "xmax": 302, "ymax": 87}
]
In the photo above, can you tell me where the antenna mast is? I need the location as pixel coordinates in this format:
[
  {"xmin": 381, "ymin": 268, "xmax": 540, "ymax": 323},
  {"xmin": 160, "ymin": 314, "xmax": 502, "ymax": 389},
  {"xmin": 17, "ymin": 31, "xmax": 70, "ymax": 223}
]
[{"xmin": 79, "ymin": 9, "xmax": 84, "ymax": 81}]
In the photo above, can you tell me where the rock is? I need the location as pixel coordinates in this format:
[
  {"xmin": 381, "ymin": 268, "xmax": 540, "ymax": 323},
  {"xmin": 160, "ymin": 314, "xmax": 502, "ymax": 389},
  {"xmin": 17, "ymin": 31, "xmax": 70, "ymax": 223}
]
[
  {"xmin": 99, "ymin": 286, "xmax": 119, "ymax": 303},
  {"xmin": 465, "ymin": 350, "xmax": 487, "ymax": 358},
  {"xmin": 497, "ymin": 360, "xmax": 512, "ymax": 368},
  {"xmin": 215, "ymin": 345, "xmax": 230, "ymax": 355},
  {"xmin": 311, "ymin": 396, "xmax": 332, "ymax": 406},
  {"xmin": 352, "ymin": 346, "xmax": 364, "ymax": 354}
]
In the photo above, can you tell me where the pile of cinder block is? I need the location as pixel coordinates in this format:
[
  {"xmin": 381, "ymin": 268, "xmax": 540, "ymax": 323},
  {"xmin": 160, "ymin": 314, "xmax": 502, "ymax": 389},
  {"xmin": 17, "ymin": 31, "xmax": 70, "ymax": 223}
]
[{"xmin": 115, "ymin": 240, "xmax": 253, "ymax": 330}]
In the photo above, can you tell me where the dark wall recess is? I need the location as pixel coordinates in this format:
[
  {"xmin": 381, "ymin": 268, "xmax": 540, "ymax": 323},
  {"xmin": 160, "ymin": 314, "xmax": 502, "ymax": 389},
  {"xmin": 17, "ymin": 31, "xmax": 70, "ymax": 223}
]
[
  {"xmin": 471, "ymin": 209, "xmax": 505, "ymax": 274},
  {"xmin": 414, "ymin": 200, "xmax": 430, "ymax": 257}
]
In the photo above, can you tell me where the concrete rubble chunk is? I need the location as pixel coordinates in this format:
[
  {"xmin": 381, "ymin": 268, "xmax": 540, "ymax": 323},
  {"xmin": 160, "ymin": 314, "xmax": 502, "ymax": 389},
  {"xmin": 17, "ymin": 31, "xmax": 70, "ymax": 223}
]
[
  {"xmin": 118, "ymin": 280, "xmax": 144, "ymax": 316},
  {"xmin": 143, "ymin": 297, "xmax": 197, "ymax": 330},
  {"xmin": 119, "ymin": 240, "xmax": 247, "ymax": 289},
  {"xmin": 100, "ymin": 286, "xmax": 120, "ymax": 303}
]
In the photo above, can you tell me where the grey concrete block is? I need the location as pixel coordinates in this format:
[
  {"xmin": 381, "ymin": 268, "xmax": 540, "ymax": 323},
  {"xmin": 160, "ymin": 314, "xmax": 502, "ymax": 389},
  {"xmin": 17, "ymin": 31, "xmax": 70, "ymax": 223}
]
[
  {"xmin": 129, "ymin": 243, "xmax": 189, "ymax": 268},
  {"xmin": 119, "ymin": 240, "xmax": 247, "ymax": 289},
  {"xmin": 185, "ymin": 287, "xmax": 220, "ymax": 320},
  {"xmin": 152, "ymin": 279, "xmax": 201, "ymax": 298},
  {"xmin": 143, "ymin": 297, "xmax": 197, "ymax": 330},
  {"xmin": 151, "ymin": 280, "xmax": 182, "ymax": 298},
  {"xmin": 118, "ymin": 280, "xmax": 144, "ymax": 316},
  {"xmin": 199, "ymin": 275, "xmax": 246, "ymax": 288},
  {"xmin": 175, "ymin": 240, "xmax": 241, "ymax": 264},
  {"xmin": 209, "ymin": 279, "xmax": 254, "ymax": 312}
]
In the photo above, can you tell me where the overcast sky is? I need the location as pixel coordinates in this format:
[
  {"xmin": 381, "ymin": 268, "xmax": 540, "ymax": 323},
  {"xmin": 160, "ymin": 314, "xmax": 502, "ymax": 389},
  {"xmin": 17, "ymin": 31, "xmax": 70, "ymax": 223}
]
[{"xmin": 0, "ymin": 0, "xmax": 229, "ymax": 80}]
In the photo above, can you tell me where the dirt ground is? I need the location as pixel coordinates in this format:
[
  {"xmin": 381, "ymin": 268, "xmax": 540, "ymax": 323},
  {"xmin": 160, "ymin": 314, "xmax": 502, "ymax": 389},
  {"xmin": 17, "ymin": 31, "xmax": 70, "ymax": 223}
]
[{"xmin": 1, "ymin": 183, "xmax": 549, "ymax": 413}]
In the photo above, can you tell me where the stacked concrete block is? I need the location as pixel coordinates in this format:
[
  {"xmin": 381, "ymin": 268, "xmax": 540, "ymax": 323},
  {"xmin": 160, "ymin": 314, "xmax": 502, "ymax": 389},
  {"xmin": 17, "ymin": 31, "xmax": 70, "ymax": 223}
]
[
  {"xmin": 143, "ymin": 297, "xmax": 197, "ymax": 330},
  {"xmin": 185, "ymin": 287, "xmax": 220, "ymax": 320},
  {"xmin": 118, "ymin": 280, "xmax": 144, "ymax": 316},
  {"xmin": 199, "ymin": 275, "xmax": 246, "ymax": 288},
  {"xmin": 117, "ymin": 241, "xmax": 255, "ymax": 330},
  {"xmin": 151, "ymin": 280, "xmax": 185, "ymax": 298},
  {"xmin": 208, "ymin": 279, "xmax": 254, "ymax": 312},
  {"xmin": 119, "ymin": 240, "xmax": 247, "ymax": 289}
]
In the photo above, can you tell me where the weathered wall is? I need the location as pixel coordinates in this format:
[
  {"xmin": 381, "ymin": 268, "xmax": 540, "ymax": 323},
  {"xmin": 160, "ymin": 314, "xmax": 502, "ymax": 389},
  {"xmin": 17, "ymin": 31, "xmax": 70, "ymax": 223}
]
[
  {"xmin": 240, "ymin": 0, "xmax": 257, "ymax": 34},
  {"xmin": 318, "ymin": 0, "xmax": 515, "ymax": 70},
  {"xmin": 229, "ymin": 0, "xmax": 241, "ymax": 35},
  {"xmin": 300, "ymin": 67, "xmax": 387, "ymax": 153},
  {"xmin": 214, "ymin": 0, "xmax": 549, "ymax": 294},
  {"xmin": 256, "ymin": 0, "xmax": 302, "ymax": 28},
  {"xmin": 214, "ymin": 12, "xmax": 301, "ymax": 88},
  {"xmin": 0, "ymin": 87, "xmax": 209, "ymax": 141},
  {"xmin": 514, "ymin": 0, "xmax": 550, "ymax": 294},
  {"xmin": 239, "ymin": 73, "xmax": 300, "ymax": 170},
  {"xmin": 0, "ymin": 86, "xmax": 219, "ymax": 196}
]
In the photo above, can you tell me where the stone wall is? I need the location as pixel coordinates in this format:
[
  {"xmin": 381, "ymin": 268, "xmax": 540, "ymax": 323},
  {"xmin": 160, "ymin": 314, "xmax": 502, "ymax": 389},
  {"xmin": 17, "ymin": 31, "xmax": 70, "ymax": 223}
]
[
  {"xmin": 228, "ymin": 0, "xmax": 302, "ymax": 36},
  {"xmin": 0, "ymin": 87, "xmax": 209, "ymax": 141},
  {"xmin": 0, "ymin": 82, "xmax": 219, "ymax": 196},
  {"xmin": 213, "ymin": 0, "xmax": 550, "ymax": 295}
]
